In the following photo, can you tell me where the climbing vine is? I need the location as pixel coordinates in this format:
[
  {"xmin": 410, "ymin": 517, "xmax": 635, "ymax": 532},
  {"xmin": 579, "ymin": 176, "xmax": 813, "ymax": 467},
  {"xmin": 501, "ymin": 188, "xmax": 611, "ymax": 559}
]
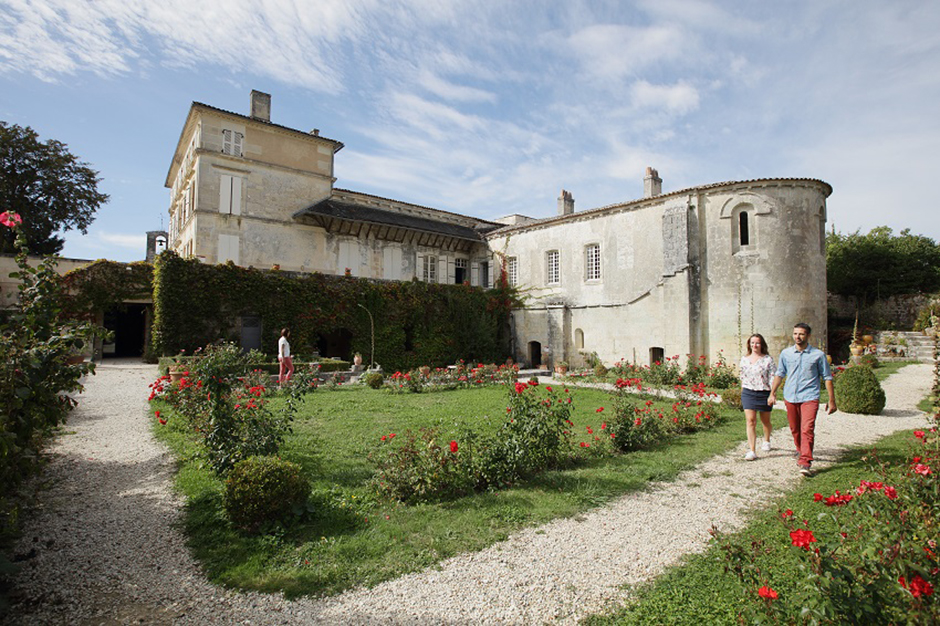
[{"xmin": 151, "ymin": 252, "xmax": 517, "ymax": 371}]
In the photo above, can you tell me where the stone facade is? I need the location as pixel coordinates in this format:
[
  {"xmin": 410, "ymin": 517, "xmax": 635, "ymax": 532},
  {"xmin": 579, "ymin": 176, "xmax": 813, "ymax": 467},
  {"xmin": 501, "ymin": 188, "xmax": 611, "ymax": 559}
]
[
  {"xmin": 165, "ymin": 91, "xmax": 833, "ymax": 368},
  {"xmin": 487, "ymin": 179, "xmax": 832, "ymax": 368}
]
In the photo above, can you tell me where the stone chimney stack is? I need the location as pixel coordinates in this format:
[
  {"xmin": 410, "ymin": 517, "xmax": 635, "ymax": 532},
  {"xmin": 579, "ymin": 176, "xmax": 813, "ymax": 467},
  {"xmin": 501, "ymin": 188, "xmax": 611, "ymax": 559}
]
[
  {"xmin": 250, "ymin": 90, "xmax": 271, "ymax": 122},
  {"xmin": 644, "ymin": 167, "xmax": 662, "ymax": 198},
  {"xmin": 557, "ymin": 189, "xmax": 575, "ymax": 216}
]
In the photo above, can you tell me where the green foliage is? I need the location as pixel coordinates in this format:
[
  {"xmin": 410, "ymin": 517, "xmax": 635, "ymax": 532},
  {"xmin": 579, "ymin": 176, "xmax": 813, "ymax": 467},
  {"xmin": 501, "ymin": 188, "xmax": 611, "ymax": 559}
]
[
  {"xmin": 61, "ymin": 260, "xmax": 153, "ymax": 321},
  {"xmin": 835, "ymin": 364, "xmax": 887, "ymax": 415},
  {"xmin": 0, "ymin": 121, "xmax": 108, "ymax": 255},
  {"xmin": 606, "ymin": 379, "xmax": 724, "ymax": 452},
  {"xmin": 859, "ymin": 352, "xmax": 880, "ymax": 369},
  {"xmin": 362, "ymin": 371, "xmax": 384, "ymax": 389},
  {"xmin": 223, "ymin": 456, "xmax": 310, "ymax": 532},
  {"xmin": 645, "ymin": 355, "xmax": 682, "ymax": 387},
  {"xmin": 705, "ymin": 352, "xmax": 740, "ymax": 389},
  {"xmin": 151, "ymin": 251, "xmax": 515, "ymax": 372},
  {"xmin": 593, "ymin": 362, "xmax": 608, "ymax": 377},
  {"xmin": 371, "ymin": 381, "xmax": 576, "ymax": 502},
  {"xmin": 827, "ymin": 226, "xmax": 940, "ymax": 302},
  {"xmin": 0, "ymin": 218, "xmax": 99, "ymax": 603},
  {"xmin": 151, "ymin": 343, "xmax": 307, "ymax": 474},
  {"xmin": 913, "ymin": 296, "xmax": 940, "ymax": 332}
]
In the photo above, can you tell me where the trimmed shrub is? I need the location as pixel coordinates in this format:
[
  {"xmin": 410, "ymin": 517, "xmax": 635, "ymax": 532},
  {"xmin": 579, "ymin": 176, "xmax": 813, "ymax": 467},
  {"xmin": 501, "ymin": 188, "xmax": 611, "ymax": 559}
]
[
  {"xmin": 858, "ymin": 353, "xmax": 880, "ymax": 369},
  {"xmin": 721, "ymin": 387, "xmax": 743, "ymax": 410},
  {"xmin": 224, "ymin": 456, "xmax": 309, "ymax": 531},
  {"xmin": 834, "ymin": 365, "xmax": 886, "ymax": 415},
  {"xmin": 593, "ymin": 363, "xmax": 608, "ymax": 377},
  {"xmin": 363, "ymin": 371, "xmax": 384, "ymax": 389}
]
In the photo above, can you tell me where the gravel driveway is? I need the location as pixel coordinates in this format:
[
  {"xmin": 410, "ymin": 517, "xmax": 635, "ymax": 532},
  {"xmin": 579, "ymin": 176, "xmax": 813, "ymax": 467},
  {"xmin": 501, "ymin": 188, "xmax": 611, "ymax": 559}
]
[{"xmin": 4, "ymin": 361, "xmax": 933, "ymax": 625}]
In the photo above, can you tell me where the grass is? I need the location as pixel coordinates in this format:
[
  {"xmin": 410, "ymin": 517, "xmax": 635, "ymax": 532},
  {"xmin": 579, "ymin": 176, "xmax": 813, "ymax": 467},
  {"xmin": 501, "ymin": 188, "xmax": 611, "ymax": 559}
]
[
  {"xmin": 584, "ymin": 360, "xmax": 932, "ymax": 625},
  {"xmin": 583, "ymin": 428, "xmax": 920, "ymax": 625},
  {"xmin": 153, "ymin": 382, "xmax": 785, "ymax": 599}
]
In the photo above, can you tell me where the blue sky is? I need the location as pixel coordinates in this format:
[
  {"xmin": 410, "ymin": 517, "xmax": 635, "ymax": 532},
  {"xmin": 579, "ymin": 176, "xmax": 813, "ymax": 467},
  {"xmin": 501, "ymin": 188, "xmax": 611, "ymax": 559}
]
[{"xmin": 1, "ymin": 0, "xmax": 939, "ymax": 262}]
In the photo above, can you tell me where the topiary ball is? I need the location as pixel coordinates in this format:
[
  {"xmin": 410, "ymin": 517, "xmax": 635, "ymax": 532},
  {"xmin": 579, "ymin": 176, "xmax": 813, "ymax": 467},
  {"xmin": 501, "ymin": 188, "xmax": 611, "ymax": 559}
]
[
  {"xmin": 363, "ymin": 371, "xmax": 384, "ymax": 389},
  {"xmin": 834, "ymin": 364, "xmax": 886, "ymax": 415},
  {"xmin": 224, "ymin": 456, "xmax": 309, "ymax": 532}
]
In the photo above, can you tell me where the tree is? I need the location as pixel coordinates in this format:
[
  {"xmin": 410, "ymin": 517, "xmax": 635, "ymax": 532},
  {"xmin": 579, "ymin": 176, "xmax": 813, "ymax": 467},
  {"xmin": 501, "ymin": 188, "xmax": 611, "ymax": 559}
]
[
  {"xmin": 0, "ymin": 121, "xmax": 108, "ymax": 255},
  {"xmin": 827, "ymin": 226, "xmax": 940, "ymax": 302}
]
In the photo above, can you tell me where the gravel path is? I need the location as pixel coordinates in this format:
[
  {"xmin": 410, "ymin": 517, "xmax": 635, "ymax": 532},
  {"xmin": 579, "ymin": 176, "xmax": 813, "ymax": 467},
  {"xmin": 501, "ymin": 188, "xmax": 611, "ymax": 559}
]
[{"xmin": 5, "ymin": 362, "xmax": 933, "ymax": 625}]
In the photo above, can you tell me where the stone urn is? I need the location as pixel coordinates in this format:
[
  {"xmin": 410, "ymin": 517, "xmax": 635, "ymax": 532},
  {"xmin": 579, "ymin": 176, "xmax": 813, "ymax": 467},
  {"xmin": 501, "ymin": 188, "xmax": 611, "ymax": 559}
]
[{"xmin": 849, "ymin": 343, "xmax": 864, "ymax": 357}]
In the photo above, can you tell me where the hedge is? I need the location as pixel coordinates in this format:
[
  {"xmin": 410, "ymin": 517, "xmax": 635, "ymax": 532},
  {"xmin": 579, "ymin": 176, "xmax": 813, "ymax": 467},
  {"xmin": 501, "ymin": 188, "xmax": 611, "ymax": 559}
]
[{"xmin": 151, "ymin": 252, "xmax": 515, "ymax": 372}]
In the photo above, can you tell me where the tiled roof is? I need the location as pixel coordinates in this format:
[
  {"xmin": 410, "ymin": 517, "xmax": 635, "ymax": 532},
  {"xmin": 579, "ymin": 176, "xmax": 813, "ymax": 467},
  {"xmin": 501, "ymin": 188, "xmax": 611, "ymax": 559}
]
[
  {"xmin": 486, "ymin": 177, "xmax": 833, "ymax": 236},
  {"xmin": 191, "ymin": 101, "xmax": 344, "ymax": 149},
  {"xmin": 293, "ymin": 198, "xmax": 495, "ymax": 241},
  {"xmin": 333, "ymin": 188, "xmax": 502, "ymax": 228}
]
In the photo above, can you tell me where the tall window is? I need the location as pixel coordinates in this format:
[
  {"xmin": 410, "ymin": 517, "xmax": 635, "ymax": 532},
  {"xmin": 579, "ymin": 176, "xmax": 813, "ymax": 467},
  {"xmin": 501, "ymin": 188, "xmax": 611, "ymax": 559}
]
[
  {"xmin": 423, "ymin": 255, "xmax": 437, "ymax": 282},
  {"xmin": 219, "ymin": 174, "xmax": 242, "ymax": 215},
  {"xmin": 222, "ymin": 129, "xmax": 243, "ymax": 156},
  {"xmin": 739, "ymin": 211, "xmax": 750, "ymax": 246},
  {"xmin": 507, "ymin": 257, "xmax": 518, "ymax": 286},
  {"xmin": 585, "ymin": 244, "xmax": 601, "ymax": 281},
  {"xmin": 546, "ymin": 250, "xmax": 560, "ymax": 285},
  {"xmin": 480, "ymin": 261, "xmax": 490, "ymax": 288}
]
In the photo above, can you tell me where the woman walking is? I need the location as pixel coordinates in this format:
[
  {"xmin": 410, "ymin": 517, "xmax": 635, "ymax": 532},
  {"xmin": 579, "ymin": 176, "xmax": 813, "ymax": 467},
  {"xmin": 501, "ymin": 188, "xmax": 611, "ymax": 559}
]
[
  {"xmin": 739, "ymin": 334, "xmax": 775, "ymax": 460},
  {"xmin": 278, "ymin": 328, "xmax": 294, "ymax": 385}
]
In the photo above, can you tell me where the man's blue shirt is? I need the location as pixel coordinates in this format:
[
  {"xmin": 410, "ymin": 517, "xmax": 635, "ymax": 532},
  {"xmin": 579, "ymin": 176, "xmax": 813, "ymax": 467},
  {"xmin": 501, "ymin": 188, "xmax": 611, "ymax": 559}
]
[{"xmin": 775, "ymin": 344, "xmax": 832, "ymax": 403}]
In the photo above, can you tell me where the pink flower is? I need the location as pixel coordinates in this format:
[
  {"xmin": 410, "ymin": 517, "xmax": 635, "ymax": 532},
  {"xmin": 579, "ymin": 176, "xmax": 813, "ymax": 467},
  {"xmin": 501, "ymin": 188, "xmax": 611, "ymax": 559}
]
[
  {"xmin": 0, "ymin": 211, "xmax": 22, "ymax": 228},
  {"xmin": 914, "ymin": 464, "xmax": 932, "ymax": 476}
]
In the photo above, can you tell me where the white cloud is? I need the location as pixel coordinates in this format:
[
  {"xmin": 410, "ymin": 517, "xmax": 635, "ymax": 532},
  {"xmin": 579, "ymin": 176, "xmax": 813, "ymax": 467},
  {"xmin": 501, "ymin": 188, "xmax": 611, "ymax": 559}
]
[
  {"xmin": 566, "ymin": 23, "xmax": 687, "ymax": 81},
  {"xmin": 98, "ymin": 231, "xmax": 146, "ymax": 250},
  {"xmin": 416, "ymin": 70, "xmax": 497, "ymax": 104},
  {"xmin": 631, "ymin": 80, "xmax": 699, "ymax": 114}
]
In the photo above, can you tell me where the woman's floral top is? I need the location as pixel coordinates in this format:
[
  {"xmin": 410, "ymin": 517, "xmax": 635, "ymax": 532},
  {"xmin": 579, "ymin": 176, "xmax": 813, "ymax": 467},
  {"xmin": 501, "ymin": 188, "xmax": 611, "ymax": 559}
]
[{"xmin": 739, "ymin": 354, "xmax": 775, "ymax": 391}]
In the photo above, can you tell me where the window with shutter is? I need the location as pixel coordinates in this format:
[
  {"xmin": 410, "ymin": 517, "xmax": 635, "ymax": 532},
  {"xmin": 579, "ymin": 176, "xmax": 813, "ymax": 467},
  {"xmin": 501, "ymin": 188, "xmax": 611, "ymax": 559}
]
[
  {"xmin": 221, "ymin": 129, "xmax": 243, "ymax": 156},
  {"xmin": 219, "ymin": 174, "xmax": 242, "ymax": 215}
]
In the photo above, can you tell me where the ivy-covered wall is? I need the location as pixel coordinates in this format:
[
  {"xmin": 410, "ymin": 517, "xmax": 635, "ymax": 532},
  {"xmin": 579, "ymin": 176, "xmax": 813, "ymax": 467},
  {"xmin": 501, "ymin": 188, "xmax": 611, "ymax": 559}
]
[
  {"xmin": 151, "ymin": 252, "xmax": 514, "ymax": 371},
  {"xmin": 62, "ymin": 260, "xmax": 154, "ymax": 318}
]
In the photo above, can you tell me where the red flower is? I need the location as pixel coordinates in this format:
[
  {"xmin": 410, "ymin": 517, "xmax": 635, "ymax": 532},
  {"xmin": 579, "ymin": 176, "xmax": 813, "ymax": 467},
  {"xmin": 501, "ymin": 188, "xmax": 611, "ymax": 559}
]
[
  {"xmin": 884, "ymin": 485, "xmax": 898, "ymax": 499},
  {"xmin": 782, "ymin": 509, "xmax": 794, "ymax": 519},
  {"xmin": 0, "ymin": 211, "xmax": 22, "ymax": 228},
  {"xmin": 596, "ymin": 407, "xmax": 604, "ymax": 413},
  {"xmin": 528, "ymin": 379, "xmax": 539, "ymax": 386},
  {"xmin": 634, "ymin": 418, "xmax": 642, "ymax": 426},
  {"xmin": 757, "ymin": 586, "xmax": 778, "ymax": 599},
  {"xmin": 601, "ymin": 422, "xmax": 606, "ymax": 430},
  {"xmin": 545, "ymin": 386, "xmax": 552, "ymax": 392},
  {"xmin": 586, "ymin": 427, "xmax": 593, "ymax": 434},
  {"xmin": 813, "ymin": 493, "xmax": 824, "ymax": 502},
  {"xmin": 902, "ymin": 574, "xmax": 934, "ymax": 597},
  {"xmin": 914, "ymin": 464, "xmax": 932, "ymax": 476},
  {"xmin": 579, "ymin": 442, "xmax": 590, "ymax": 448},
  {"xmin": 450, "ymin": 440, "xmax": 458, "ymax": 453},
  {"xmin": 514, "ymin": 382, "xmax": 528, "ymax": 394},
  {"xmin": 790, "ymin": 528, "xmax": 817, "ymax": 550},
  {"xmin": 914, "ymin": 430, "xmax": 926, "ymax": 439},
  {"xmin": 381, "ymin": 435, "xmax": 387, "ymax": 441},
  {"xmin": 389, "ymin": 433, "xmax": 396, "ymax": 439}
]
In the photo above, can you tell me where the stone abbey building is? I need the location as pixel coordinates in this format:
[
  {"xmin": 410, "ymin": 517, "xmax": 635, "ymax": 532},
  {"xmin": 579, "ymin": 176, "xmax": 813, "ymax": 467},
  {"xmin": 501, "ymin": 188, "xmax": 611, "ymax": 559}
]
[{"xmin": 165, "ymin": 91, "xmax": 832, "ymax": 368}]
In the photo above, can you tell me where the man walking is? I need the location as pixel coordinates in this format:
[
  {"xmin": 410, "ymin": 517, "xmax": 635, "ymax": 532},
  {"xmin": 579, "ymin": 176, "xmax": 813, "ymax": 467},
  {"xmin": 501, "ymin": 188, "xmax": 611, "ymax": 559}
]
[{"xmin": 768, "ymin": 323, "xmax": 836, "ymax": 476}]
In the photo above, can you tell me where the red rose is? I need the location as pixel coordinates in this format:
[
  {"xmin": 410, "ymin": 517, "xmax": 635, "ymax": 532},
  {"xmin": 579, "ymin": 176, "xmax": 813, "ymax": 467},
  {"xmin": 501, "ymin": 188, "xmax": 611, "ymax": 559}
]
[
  {"xmin": 450, "ymin": 440, "xmax": 458, "ymax": 453},
  {"xmin": 790, "ymin": 528, "xmax": 817, "ymax": 550},
  {"xmin": 757, "ymin": 586, "xmax": 778, "ymax": 599}
]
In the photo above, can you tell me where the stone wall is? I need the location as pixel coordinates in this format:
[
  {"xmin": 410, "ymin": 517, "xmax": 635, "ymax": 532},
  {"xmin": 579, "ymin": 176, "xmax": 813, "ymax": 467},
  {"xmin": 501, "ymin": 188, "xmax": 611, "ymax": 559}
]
[{"xmin": 828, "ymin": 293, "xmax": 931, "ymax": 329}]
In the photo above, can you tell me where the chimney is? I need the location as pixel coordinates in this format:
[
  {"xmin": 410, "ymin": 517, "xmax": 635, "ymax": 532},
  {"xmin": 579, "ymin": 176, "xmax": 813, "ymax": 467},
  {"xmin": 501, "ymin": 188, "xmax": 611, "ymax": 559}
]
[
  {"xmin": 250, "ymin": 90, "xmax": 271, "ymax": 122},
  {"xmin": 557, "ymin": 189, "xmax": 575, "ymax": 216},
  {"xmin": 644, "ymin": 167, "xmax": 662, "ymax": 198}
]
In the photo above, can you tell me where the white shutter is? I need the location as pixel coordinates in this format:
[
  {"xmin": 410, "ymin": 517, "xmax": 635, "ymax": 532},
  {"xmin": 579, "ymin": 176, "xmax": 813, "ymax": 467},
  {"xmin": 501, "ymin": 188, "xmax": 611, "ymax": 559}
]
[
  {"xmin": 218, "ymin": 234, "xmax": 239, "ymax": 264},
  {"xmin": 219, "ymin": 174, "xmax": 232, "ymax": 213},
  {"xmin": 471, "ymin": 262, "xmax": 479, "ymax": 286},
  {"xmin": 233, "ymin": 132, "xmax": 243, "ymax": 157},
  {"xmin": 231, "ymin": 176, "xmax": 241, "ymax": 216},
  {"xmin": 222, "ymin": 129, "xmax": 232, "ymax": 155}
]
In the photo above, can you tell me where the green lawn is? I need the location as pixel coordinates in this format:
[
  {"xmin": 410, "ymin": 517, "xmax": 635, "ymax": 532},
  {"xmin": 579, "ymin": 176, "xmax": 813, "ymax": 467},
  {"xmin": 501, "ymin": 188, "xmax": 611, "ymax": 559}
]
[{"xmin": 154, "ymin": 383, "xmax": 782, "ymax": 598}]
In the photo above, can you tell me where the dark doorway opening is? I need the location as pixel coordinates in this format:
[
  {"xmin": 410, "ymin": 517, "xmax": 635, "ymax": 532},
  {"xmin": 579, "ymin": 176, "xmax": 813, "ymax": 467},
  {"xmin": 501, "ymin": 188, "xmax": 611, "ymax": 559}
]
[
  {"xmin": 103, "ymin": 304, "xmax": 147, "ymax": 358},
  {"xmin": 528, "ymin": 341, "xmax": 542, "ymax": 368},
  {"xmin": 649, "ymin": 346, "xmax": 665, "ymax": 366},
  {"xmin": 317, "ymin": 328, "xmax": 353, "ymax": 360},
  {"xmin": 240, "ymin": 316, "xmax": 262, "ymax": 352}
]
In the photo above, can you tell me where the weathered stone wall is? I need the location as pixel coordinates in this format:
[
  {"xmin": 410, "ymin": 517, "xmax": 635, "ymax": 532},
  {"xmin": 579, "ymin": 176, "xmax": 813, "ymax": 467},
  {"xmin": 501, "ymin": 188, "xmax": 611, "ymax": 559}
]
[{"xmin": 828, "ymin": 293, "xmax": 931, "ymax": 329}]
